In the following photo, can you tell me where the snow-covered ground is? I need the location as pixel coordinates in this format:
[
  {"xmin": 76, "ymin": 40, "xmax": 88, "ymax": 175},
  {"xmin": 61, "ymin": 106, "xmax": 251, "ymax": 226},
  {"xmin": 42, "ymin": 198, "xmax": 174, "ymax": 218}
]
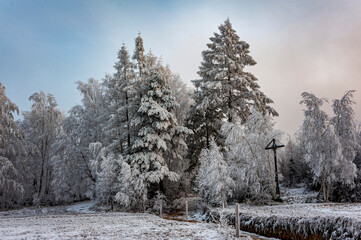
[
  {"xmin": 0, "ymin": 201, "xmax": 257, "ymax": 240},
  {"xmin": 280, "ymin": 184, "xmax": 319, "ymax": 204}
]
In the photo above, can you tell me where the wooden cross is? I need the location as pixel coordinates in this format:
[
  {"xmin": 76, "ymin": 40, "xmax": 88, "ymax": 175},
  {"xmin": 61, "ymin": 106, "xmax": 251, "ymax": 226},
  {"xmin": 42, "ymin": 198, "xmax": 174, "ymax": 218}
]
[{"xmin": 265, "ymin": 138, "xmax": 284, "ymax": 199}]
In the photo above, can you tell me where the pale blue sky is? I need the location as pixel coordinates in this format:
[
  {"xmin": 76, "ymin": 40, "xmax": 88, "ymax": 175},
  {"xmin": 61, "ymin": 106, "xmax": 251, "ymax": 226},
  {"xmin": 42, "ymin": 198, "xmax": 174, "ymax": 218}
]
[{"xmin": 1, "ymin": 0, "xmax": 361, "ymax": 135}]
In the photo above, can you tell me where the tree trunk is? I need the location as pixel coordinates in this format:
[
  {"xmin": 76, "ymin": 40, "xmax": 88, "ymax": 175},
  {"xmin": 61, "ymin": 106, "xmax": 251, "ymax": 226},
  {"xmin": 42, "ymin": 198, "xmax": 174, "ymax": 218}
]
[
  {"xmin": 205, "ymin": 113, "xmax": 210, "ymax": 148},
  {"xmin": 126, "ymin": 91, "xmax": 131, "ymax": 154},
  {"xmin": 227, "ymin": 73, "xmax": 232, "ymax": 122},
  {"xmin": 321, "ymin": 171, "xmax": 327, "ymax": 202},
  {"xmin": 326, "ymin": 181, "xmax": 332, "ymax": 202}
]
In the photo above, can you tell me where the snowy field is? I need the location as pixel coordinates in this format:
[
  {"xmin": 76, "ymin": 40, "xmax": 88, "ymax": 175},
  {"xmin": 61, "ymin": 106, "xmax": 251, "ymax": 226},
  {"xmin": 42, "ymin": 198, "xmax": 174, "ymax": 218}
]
[{"xmin": 0, "ymin": 202, "xmax": 258, "ymax": 240}]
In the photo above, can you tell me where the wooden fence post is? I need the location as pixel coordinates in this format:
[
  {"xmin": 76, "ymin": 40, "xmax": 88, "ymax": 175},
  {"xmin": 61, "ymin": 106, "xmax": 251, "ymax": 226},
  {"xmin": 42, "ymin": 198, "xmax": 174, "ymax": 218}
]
[
  {"xmin": 236, "ymin": 203, "xmax": 240, "ymax": 238},
  {"xmin": 186, "ymin": 200, "xmax": 188, "ymax": 221}
]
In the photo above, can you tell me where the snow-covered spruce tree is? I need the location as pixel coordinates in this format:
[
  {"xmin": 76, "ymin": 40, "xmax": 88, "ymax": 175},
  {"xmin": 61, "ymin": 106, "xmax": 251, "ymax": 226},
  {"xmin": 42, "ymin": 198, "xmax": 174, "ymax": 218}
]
[
  {"xmin": 127, "ymin": 74, "xmax": 181, "ymax": 210},
  {"xmin": 198, "ymin": 18, "xmax": 277, "ymax": 122},
  {"xmin": 51, "ymin": 79, "xmax": 104, "ymax": 202},
  {"xmin": 186, "ymin": 79, "xmax": 223, "ymax": 173},
  {"xmin": 329, "ymin": 90, "xmax": 359, "ymax": 201},
  {"xmin": 196, "ymin": 138, "xmax": 234, "ymax": 207},
  {"xmin": 0, "ymin": 83, "xmax": 25, "ymax": 208},
  {"xmin": 187, "ymin": 18, "xmax": 277, "ymax": 173},
  {"xmin": 22, "ymin": 91, "xmax": 63, "ymax": 204},
  {"xmin": 300, "ymin": 92, "xmax": 343, "ymax": 202},
  {"xmin": 103, "ymin": 44, "xmax": 137, "ymax": 155},
  {"xmin": 221, "ymin": 108, "xmax": 281, "ymax": 202},
  {"xmin": 142, "ymin": 53, "xmax": 193, "ymax": 198}
]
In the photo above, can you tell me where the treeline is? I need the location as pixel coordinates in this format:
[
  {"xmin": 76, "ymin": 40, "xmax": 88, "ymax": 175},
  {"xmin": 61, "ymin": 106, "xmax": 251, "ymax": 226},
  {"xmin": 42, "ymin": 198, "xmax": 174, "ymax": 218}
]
[{"xmin": 1, "ymin": 19, "xmax": 360, "ymax": 210}]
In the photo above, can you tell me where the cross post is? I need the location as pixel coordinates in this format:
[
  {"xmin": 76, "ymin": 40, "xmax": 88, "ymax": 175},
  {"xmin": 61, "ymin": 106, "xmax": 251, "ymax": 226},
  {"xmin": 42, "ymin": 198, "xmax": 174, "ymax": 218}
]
[{"xmin": 265, "ymin": 138, "xmax": 284, "ymax": 199}]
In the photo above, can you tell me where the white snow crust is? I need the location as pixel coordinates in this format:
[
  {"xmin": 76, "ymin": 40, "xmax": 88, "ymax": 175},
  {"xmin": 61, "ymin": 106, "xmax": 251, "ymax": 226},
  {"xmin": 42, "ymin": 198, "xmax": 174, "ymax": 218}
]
[{"xmin": 0, "ymin": 201, "xmax": 254, "ymax": 239}]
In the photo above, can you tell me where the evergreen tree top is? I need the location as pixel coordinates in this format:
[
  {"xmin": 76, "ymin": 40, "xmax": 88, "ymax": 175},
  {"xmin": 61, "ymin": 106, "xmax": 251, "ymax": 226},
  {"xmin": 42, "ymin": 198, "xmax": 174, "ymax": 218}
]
[
  {"xmin": 133, "ymin": 33, "xmax": 145, "ymax": 62},
  {"xmin": 115, "ymin": 44, "xmax": 132, "ymax": 72},
  {"xmin": 199, "ymin": 18, "xmax": 256, "ymax": 79}
]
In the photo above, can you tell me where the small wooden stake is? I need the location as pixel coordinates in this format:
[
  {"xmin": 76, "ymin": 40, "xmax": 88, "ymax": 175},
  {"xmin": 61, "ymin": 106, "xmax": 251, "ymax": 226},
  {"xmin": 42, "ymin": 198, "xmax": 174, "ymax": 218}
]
[
  {"xmin": 186, "ymin": 201, "xmax": 188, "ymax": 221},
  {"xmin": 235, "ymin": 203, "xmax": 240, "ymax": 238}
]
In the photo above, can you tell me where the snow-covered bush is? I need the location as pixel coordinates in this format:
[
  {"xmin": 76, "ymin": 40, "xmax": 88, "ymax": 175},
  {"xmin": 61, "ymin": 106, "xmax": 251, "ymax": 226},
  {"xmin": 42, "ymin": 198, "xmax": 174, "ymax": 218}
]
[
  {"xmin": 0, "ymin": 157, "xmax": 24, "ymax": 209},
  {"xmin": 196, "ymin": 139, "xmax": 234, "ymax": 207},
  {"xmin": 89, "ymin": 142, "xmax": 123, "ymax": 207}
]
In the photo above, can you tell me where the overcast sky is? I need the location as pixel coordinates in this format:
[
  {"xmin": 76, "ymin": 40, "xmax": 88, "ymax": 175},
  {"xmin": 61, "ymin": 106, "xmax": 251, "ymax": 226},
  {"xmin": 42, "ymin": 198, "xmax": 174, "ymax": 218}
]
[{"xmin": 1, "ymin": 0, "xmax": 361, "ymax": 136}]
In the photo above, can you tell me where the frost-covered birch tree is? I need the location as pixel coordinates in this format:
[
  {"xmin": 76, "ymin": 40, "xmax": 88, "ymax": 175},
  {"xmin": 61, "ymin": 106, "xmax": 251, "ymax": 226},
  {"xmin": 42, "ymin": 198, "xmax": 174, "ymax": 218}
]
[
  {"xmin": 222, "ymin": 109, "xmax": 281, "ymax": 202},
  {"xmin": 196, "ymin": 139, "xmax": 234, "ymax": 206},
  {"xmin": 51, "ymin": 79, "xmax": 104, "ymax": 202},
  {"xmin": 22, "ymin": 91, "xmax": 63, "ymax": 203},
  {"xmin": 331, "ymin": 90, "xmax": 358, "ymax": 185},
  {"xmin": 300, "ymin": 92, "xmax": 343, "ymax": 202}
]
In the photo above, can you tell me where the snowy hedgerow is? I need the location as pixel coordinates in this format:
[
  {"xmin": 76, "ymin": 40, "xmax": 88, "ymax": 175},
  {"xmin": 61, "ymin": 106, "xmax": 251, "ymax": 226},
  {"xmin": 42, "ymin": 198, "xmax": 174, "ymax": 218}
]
[{"xmin": 196, "ymin": 139, "xmax": 234, "ymax": 207}]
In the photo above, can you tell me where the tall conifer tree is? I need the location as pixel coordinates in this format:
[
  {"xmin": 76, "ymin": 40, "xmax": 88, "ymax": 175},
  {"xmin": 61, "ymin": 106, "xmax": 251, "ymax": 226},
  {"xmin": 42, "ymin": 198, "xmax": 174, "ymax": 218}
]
[{"xmin": 187, "ymin": 19, "xmax": 277, "ymax": 172}]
